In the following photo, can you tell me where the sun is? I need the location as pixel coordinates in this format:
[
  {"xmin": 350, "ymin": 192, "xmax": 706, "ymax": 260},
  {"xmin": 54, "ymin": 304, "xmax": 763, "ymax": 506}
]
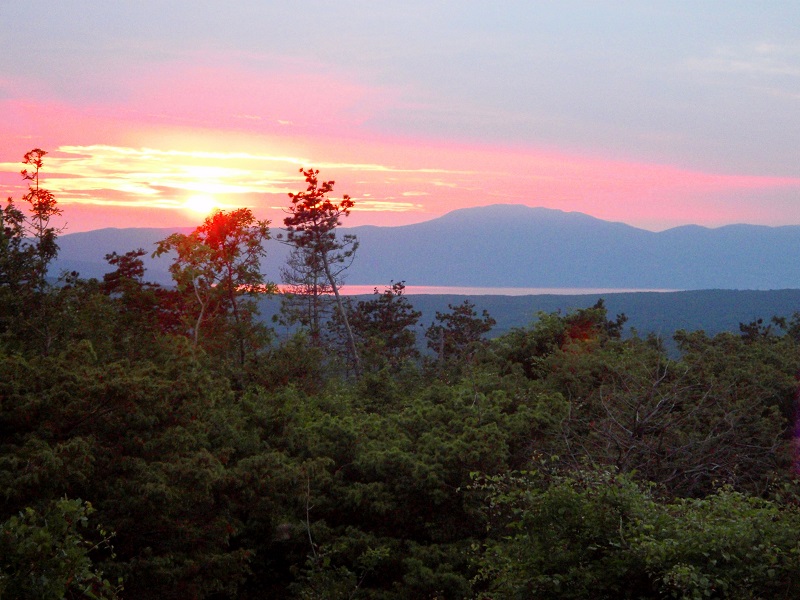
[{"xmin": 184, "ymin": 194, "xmax": 219, "ymax": 215}]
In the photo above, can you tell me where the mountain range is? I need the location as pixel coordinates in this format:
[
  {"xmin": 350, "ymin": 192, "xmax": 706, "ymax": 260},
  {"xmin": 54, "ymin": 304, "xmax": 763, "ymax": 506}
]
[{"xmin": 52, "ymin": 204, "xmax": 800, "ymax": 289}]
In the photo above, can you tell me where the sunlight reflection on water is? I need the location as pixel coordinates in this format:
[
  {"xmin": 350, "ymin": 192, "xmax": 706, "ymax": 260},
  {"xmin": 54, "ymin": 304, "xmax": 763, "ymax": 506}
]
[{"xmin": 337, "ymin": 285, "xmax": 679, "ymax": 296}]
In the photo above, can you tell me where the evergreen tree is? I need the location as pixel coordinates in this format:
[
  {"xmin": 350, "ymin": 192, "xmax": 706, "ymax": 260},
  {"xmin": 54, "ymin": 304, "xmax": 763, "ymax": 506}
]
[
  {"xmin": 278, "ymin": 245, "xmax": 334, "ymax": 345},
  {"xmin": 0, "ymin": 149, "xmax": 62, "ymax": 354},
  {"xmin": 425, "ymin": 299, "xmax": 496, "ymax": 380},
  {"xmin": 335, "ymin": 281, "xmax": 422, "ymax": 372},
  {"xmin": 280, "ymin": 168, "xmax": 361, "ymax": 375}
]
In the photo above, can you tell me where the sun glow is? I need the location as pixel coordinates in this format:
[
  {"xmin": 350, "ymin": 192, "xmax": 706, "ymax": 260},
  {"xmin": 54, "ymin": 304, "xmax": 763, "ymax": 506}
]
[{"xmin": 184, "ymin": 194, "xmax": 219, "ymax": 215}]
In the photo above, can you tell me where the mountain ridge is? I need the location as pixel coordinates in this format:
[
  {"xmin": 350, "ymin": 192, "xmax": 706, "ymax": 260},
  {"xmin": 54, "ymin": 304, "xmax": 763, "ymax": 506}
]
[{"xmin": 51, "ymin": 204, "xmax": 800, "ymax": 289}]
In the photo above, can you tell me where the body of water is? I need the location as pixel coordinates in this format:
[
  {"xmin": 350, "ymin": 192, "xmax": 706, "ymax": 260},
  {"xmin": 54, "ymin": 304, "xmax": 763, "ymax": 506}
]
[{"xmin": 339, "ymin": 285, "xmax": 679, "ymax": 296}]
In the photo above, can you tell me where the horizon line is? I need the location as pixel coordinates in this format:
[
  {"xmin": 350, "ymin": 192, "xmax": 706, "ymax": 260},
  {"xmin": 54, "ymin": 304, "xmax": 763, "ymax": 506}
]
[{"xmin": 59, "ymin": 202, "xmax": 800, "ymax": 236}]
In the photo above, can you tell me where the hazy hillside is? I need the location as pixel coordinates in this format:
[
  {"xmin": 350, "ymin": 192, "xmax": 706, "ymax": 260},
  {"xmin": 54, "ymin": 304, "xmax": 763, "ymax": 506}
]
[
  {"xmin": 52, "ymin": 204, "xmax": 800, "ymax": 289},
  {"xmin": 262, "ymin": 289, "xmax": 800, "ymax": 344},
  {"xmin": 344, "ymin": 205, "xmax": 800, "ymax": 288},
  {"xmin": 54, "ymin": 227, "xmax": 194, "ymax": 285}
]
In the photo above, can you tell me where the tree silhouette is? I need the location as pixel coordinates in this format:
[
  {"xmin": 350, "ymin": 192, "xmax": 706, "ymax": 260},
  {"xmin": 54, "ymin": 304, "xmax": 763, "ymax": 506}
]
[
  {"xmin": 155, "ymin": 208, "xmax": 274, "ymax": 365},
  {"xmin": 0, "ymin": 149, "xmax": 63, "ymax": 353},
  {"xmin": 20, "ymin": 149, "xmax": 61, "ymax": 288},
  {"xmin": 278, "ymin": 245, "xmax": 334, "ymax": 344},
  {"xmin": 280, "ymin": 168, "xmax": 361, "ymax": 374},
  {"xmin": 339, "ymin": 281, "xmax": 422, "ymax": 372}
]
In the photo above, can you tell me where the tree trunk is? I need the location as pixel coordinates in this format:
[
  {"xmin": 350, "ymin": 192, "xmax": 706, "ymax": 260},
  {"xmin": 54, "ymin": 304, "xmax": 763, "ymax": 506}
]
[
  {"xmin": 225, "ymin": 266, "xmax": 246, "ymax": 367},
  {"xmin": 321, "ymin": 253, "xmax": 361, "ymax": 376}
]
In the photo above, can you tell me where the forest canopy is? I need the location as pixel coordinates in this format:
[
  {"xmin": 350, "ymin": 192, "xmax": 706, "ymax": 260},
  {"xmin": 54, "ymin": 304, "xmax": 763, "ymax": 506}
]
[{"xmin": 2, "ymin": 151, "xmax": 800, "ymax": 599}]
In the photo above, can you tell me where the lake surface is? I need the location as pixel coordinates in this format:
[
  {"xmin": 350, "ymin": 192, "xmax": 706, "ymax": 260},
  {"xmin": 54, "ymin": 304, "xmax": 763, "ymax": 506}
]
[{"xmin": 339, "ymin": 285, "xmax": 679, "ymax": 296}]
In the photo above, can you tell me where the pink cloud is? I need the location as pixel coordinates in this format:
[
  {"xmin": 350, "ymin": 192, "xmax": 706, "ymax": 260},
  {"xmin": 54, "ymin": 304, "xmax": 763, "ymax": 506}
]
[
  {"xmin": 2, "ymin": 57, "xmax": 800, "ymax": 233},
  {"xmin": 114, "ymin": 59, "xmax": 398, "ymax": 137}
]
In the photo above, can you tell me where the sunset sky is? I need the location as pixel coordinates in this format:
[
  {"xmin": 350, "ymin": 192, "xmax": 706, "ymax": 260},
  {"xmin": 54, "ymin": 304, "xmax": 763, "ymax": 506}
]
[{"xmin": 2, "ymin": 1, "xmax": 799, "ymax": 233}]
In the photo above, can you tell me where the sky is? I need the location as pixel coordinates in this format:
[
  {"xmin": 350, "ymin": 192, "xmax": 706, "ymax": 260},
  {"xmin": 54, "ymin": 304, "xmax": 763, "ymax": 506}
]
[{"xmin": 1, "ymin": 1, "xmax": 799, "ymax": 233}]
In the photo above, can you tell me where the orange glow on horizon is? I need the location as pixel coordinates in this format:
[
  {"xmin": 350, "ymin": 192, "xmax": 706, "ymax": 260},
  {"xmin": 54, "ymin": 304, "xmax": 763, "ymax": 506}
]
[{"xmin": 2, "ymin": 86, "xmax": 800, "ymax": 234}]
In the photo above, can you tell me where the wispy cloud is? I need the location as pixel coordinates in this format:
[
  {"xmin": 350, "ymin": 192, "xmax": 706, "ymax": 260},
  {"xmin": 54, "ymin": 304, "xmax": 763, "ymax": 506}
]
[
  {"xmin": 7, "ymin": 145, "xmax": 303, "ymax": 210},
  {"xmin": 1, "ymin": 145, "xmax": 461, "ymax": 219},
  {"xmin": 348, "ymin": 200, "xmax": 424, "ymax": 212},
  {"xmin": 686, "ymin": 42, "xmax": 800, "ymax": 77},
  {"xmin": 314, "ymin": 160, "xmax": 474, "ymax": 175},
  {"xmin": 268, "ymin": 199, "xmax": 422, "ymax": 213},
  {"xmin": 3, "ymin": 125, "xmax": 800, "ymax": 234}
]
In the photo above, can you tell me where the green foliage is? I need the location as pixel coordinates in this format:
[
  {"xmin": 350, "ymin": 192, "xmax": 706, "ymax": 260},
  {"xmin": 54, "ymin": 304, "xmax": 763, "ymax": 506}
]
[
  {"xmin": 249, "ymin": 331, "xmax": 329, "ymax": 393},
  {"xmin": 5, "ymin": 155, "xmax": 800, "ymax": 597},
  {"xmin": 0, "ymin": 497, "xmax": 120, "ymax": 600},
  {"xmin": 0, "ymin": 195, "xmax": 30, "ymax": 296},
  {"xmin": 278, "ymin": 245, "xmax": 334, "ymax": 344},
  {"xmin": 333, "ymin": 281, "xmax": 422, "ymax": 373},
  {"xmin": 473, "ymin": 467, "xmax": 800, "ymax": 599},
  {"xmin": 425, "ymin": 299, "xmax": 496, "ymax": 381},
  {"xmin": 0, "ymin": 149, "xmax": 63, "ymax": 354},
  {"xmin": 489, "ymin": 303, "xmax": 798, "ymax": 496},
  {"xmin": 0, "ymin": 344, "xmax": 279, "ymax": 599},
  {"xmin": 639, "ymin": 489, "xmax": 800, "ymax": 599},
  {"xmin": 280, "ymin": 168, "xmax": 361, "ymax": 374},
  {"xmin": 246, "ymin": 371, "xmax": 566, "ymax": 598},
  {"xmin": 154, "ymin": 208, "xmax": 274, "ymax": 367},
  {"xmin": 100, "ymin": 250, "xmax": 184, "ymax": 357},
  {"xmin": 492, "ymin": 298, "xmax": 626, "ymax": 380}
]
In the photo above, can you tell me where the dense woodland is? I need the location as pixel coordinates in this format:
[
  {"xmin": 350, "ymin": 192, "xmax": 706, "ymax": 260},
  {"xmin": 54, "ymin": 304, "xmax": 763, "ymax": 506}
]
[{"xmin": 3, "ymin": 151, "xmax": 800, "ymax": 599}]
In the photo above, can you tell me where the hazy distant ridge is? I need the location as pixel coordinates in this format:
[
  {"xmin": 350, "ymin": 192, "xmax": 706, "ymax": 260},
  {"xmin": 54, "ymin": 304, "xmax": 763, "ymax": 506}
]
[
  {"xmin": 53, "ymin": 204, "xmax": 800, "ymax": 289},
  {"xmin": 346, "ymin": 205, "xmax": 800, "ymax": 289}
]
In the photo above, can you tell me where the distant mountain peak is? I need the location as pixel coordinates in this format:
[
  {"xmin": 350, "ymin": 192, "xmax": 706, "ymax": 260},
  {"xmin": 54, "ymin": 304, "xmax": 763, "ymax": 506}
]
[
  {"xmin": 52, "ymin": 203, "xmax": 800, "ymax": 290},
  {"xmin": 428, "ymin": 203, "xmax": 639, "ymax": 233},
  {"xmin": 437, "ymin": 204, "xmax": 572, "ymax": 220}
]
